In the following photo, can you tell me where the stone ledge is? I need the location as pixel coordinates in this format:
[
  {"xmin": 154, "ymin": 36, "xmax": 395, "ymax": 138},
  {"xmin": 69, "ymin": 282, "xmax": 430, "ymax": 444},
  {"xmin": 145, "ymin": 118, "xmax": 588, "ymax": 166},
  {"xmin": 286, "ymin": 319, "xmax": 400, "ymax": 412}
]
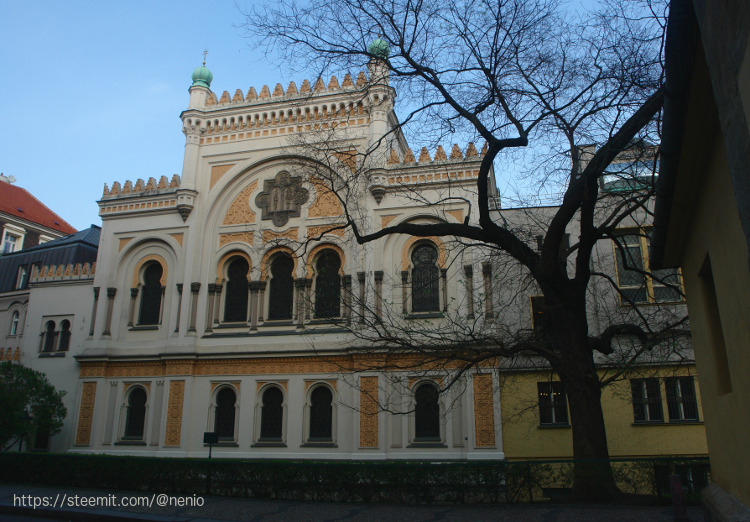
[{"xmin": 702, "ymin": 483, "xmax": 750, "ymax": 522}]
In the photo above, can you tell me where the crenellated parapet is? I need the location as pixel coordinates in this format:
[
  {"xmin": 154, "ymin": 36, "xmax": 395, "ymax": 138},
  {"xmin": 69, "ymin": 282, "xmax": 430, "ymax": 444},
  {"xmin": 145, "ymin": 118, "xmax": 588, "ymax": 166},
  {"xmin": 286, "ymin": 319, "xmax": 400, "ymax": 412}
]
[
  {"xmin": 98, "ymin": 175, "xmax": 190, "ymax": 220},
  {"xmin": 182, "ymin": 71, "xmax": 393, "ymax": 146},
  {"xmin": 30, "ymin": 262, "xmax": 96, "ymax": 284},
  {"xmin": 387, "ymin": 142, "xmax": 487, "ymax": 166}
]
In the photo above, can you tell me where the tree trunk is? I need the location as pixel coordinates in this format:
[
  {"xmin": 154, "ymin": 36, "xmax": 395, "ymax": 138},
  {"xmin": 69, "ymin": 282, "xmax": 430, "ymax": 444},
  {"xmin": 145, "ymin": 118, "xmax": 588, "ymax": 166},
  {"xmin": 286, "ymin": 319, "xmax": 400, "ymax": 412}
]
[{"xmin": 556, "ymin": 346, "xmax": 619, "ymax": 500}]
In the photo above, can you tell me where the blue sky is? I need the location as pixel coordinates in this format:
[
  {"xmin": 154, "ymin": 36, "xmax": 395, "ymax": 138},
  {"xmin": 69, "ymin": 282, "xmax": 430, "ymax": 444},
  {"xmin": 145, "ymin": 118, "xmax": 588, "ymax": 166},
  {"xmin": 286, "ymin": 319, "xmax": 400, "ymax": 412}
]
[{"xmin": 1, "ymin": 1, "xmax": 285, "ymax": 230}]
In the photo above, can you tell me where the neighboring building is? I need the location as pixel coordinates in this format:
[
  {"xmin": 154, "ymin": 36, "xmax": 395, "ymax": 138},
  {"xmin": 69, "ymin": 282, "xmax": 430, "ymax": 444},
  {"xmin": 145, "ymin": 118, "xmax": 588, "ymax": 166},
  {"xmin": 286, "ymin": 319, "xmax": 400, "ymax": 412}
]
[
  {"xmin": 0, "ymin": 173, "xmax": 77, "ymax": 254},
  {"xmin": 0, "ymin": 226, "xmax": 99, "ymax": 450},
  {"xmin": 652, "ymin": 0, "xmax": 750, "ymax": 516}
]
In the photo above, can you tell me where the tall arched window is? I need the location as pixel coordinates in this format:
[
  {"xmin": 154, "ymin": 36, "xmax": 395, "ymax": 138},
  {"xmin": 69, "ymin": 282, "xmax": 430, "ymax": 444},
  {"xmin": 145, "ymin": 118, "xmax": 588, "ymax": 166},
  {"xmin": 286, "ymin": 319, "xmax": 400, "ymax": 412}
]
[
  {"xmin": 268, "ymin": 255, "xmax": 294, "ymax": 320},
  {"xmin": 411, "ymin": 244, "xmax": 440, "ymax": 313},
  {"xmin": 138, "ymin": 263, "xmax": 163, "ymax": 325},
  {"xmin": 214, "ymin": 387, "xmax": 237, "ymax": 441},
  {"xmin": 414, "ymin": 382, "xmax": 440, "ymax": 441},
  {"xmin": 10, "ymin": 311, "xmax": 19, "ymax": 336},
  {"xmin": 224, "ymin": 258, "xmax": 249, "ymax": 322},
  {"xmin": 58, "ymin": 320, "xmax": 71, "ymax": 351},
  {"xmin": 123, "ymin": 387, "xmax": 147, "ymax": 440},
  {"xmin": 309, "ymin": 386, "xmax": 333, "ymax": 441},
  {"xmin": 260, "ymin": 386, "xmax": 284, "ymax": 440},
  {"xmin": 314, "ymin": 251, "xmax": 341, "ymax": 318},
  {"xmin": 42, "ymin": 321, "xmax": 56, "ymax": 352}
]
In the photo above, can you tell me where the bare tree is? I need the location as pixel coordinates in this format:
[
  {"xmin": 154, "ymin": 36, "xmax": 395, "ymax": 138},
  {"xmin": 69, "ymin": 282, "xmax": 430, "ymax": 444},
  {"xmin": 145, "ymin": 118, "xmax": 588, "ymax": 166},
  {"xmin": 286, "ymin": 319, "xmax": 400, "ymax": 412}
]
[{"xmin": 246, "ymin": 0, "xmax": 681, "ymax": 499}]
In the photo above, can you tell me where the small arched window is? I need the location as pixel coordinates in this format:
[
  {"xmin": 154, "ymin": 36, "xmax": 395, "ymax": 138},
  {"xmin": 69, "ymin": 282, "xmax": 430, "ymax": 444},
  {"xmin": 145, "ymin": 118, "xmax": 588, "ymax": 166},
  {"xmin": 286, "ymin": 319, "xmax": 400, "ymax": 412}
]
[
  {"xmin": 214, "ymin": 387, "xmax": 237, "ymax": 441},
  {"xmin": 138, "ymin": 263, "xmax": 163, "ymax": 325},
  {"xmin": 224, "ymin": 258, "xmax": 249, "ymax": 322},
  {"xmin": 411, "ymin": 244, "xmax": 440, "ymax": 313},
  {"xmin": 260, "ymin": 386, "xmax": 284, "ymax": 440},
  {"xmin": 10, "ymin": 311, "xmax": 19, "ymax": 336},
  {"xmin": 314, "ymin": 251, "xmax": 341, "ymax": 318},
  {"xmin": 42, "ymin": 321, "xmax": 57, "ymax": 352},
  {"xmin": 268, "ymin": 255, "xmax": 294, "ymax": 320},
  {"xmin": 414, "ymin": 382, "xmax": 440, "ymax": 441},
  {"xmin": 123, "ymin": 387, "xmax": 147, "ymax": 440},
  {"xmin": 309, "ymin": 386, "xmax": 333, "ymax": 441},
  {"xmin": 58, "ymin": 319, "xmax": 71, "ymax": 351}
]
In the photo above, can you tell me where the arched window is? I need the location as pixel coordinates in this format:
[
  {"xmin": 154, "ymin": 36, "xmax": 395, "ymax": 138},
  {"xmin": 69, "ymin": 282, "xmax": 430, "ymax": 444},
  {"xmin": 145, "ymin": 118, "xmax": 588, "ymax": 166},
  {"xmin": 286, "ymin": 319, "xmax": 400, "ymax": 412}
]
[
  {"xmin": 314, "ymin": 251, "xmax": 341, "ymax": 318},
  {"xmin": 224, "ymin": 258, "xmax": 249, "ymax": 322},
  {"xmin": 123, "ymin": 387, "xmax": 147, "ymax": 440},
  {"xmin": 42, "ymin": 321, "xmax": 57, "ymax": 352},
  {"xmin": 138, "ymin": 263, "xmax": 163, "ymax": 325},
  {"xmin": 411, "ymin": 244, "xmax": 440, "ymax": 313},
  {"xmin": 414, "ymin": 383, "xmax": 440, "ymax": 441},
  {"xmin": 268, "ymin": 255, "xmax": 294, "ymax": 320},
  {"xmin": 309, "ymin": 386, "xmax": 333, "ymax": 441},
  {"xmin": 58, "ymin": 320, "xmax": 71, "ymax": 351},
  {"xmin": 260, "ymin": 386, "xmax": 284, "ymax": 440},
  {"xmin": 214, "ymin": 387, "xmax": 237, "ymax": 441},
  {"xmin": 10, "ymin": 311, "xmax": 19, "ymax": 336}
]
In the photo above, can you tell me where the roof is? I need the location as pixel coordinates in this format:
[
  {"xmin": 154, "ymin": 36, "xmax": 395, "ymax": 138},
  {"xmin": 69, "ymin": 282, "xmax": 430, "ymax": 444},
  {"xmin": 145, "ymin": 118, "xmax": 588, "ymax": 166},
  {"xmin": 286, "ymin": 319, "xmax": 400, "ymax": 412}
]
[
  {"xmin": 0, "ymin": 181, "xmax": 77, "ymax": 235},
  {"xmin": 0, "ymin": 225, "xmax": 99, "ymax": 293}
]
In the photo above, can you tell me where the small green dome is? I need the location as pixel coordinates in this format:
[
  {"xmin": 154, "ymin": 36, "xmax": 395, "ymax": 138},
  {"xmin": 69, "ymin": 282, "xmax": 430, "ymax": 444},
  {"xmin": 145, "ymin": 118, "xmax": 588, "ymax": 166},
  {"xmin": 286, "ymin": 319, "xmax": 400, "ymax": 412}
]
[
  {"xmin": 368, "ymin": 38, "xmax": 390, "ymax": 60},
  {"xmin": 191, "ymin": 65, "xmax": 213, "ymax": 88}
]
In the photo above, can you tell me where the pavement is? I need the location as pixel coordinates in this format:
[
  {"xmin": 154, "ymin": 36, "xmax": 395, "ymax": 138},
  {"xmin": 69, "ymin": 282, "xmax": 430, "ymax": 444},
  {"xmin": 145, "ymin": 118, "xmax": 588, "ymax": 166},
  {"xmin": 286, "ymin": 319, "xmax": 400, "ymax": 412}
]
[{"xmin": 0, "ymin": 483, "xmax": 707, "ymax": 521}]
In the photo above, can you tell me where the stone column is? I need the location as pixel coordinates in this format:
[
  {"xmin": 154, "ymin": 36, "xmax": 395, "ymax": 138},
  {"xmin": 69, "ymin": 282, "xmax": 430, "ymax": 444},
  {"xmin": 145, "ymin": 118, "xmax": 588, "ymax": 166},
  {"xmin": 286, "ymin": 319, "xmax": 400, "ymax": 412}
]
[
  {"xmin": 401, "ymin": 270, "xmax": 409, "ymax": 315},
  {"xmin": 464, "ymin": 265, "xmax": 474, "ymax": 319},
  {"xmin": 482, "ymin": 262, "xmax": 494, "ymax": 319},
  {"xmin": 257, "ymin": 281, "xmax": 266, "ymax": 323},
  {"xmin": 205, "ymin": 284, "xmax": 217, "ymax": 333},
  {"xmin": 174, "ymin": 284, "xmax": 183, "ymax": 333},
  {"xmin": 440, "ymin": 268, "xmax": 448, "ymax": 312},
  {"xmin": 188, "ymin": 283, "xmax": 201, "ymax": 333},
  {"xmin": 295, "ymin": 278, "xmax": 307, "ymax": 328},
  {"xmin": 102, "ymin": 287, "xmax": 117, "ymax": 336},
  {"xmin": 89, "ymin": 287, "xmax": 100, "ymax": 337},
  {"xmin": 342, "ymin": 275, "xmax": 352, "ymax": 323},
  {"xmin": 128, "ymin": 288, "xmax": 138, "ymax": 327},
  {"xmin": 374, "ymin": 271, "xmax": 384, "ymax": 322},
  {"xmin": 357, "ymin": 272, "xmax": 366, "ymax": 324}
]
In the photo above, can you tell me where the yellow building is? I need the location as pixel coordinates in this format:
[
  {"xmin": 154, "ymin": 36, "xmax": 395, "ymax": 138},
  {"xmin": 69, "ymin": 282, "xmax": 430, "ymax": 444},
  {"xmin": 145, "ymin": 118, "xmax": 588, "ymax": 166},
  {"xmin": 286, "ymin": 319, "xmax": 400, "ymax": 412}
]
[{"xmin": 652, "ymin": 0, "xmax": 750, "ymax": 517}]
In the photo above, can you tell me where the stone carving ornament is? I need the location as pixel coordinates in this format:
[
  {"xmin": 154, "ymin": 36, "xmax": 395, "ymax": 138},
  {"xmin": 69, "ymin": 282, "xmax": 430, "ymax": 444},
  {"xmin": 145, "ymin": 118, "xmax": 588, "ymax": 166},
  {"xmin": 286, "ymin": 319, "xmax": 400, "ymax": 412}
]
[{"xmin": 255, "ymin": 171, "xmax": 309, "ymax": 227}]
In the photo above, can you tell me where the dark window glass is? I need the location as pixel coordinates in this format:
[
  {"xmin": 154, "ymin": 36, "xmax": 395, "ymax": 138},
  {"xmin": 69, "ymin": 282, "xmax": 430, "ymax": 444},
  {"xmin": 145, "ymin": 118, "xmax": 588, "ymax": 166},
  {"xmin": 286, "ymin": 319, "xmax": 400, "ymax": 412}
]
[
  {"xmin": 33, "ymin": 427, "xmax": 50, "ymax": 451},
  {"xmin": 58, "ymin": 320, "xmax": 71, "ymax": 351},
  {"xmin": 309, "ymin": 386, "xmax": 333, "ymax": 440},
  {"xmin": 666, "ymin": 377, "xmax": 699, "ymax": 421},
  {"xmin": 124, "ymin": 388, "xmax": 147, "ymax": 439},
  {"xmin": 538, "ymin": 382, "xmax": 568, "ymax": 425},
  {"xmin": 260, "ymin": 387, "xmax": 284, "ymax": 440},
  {"xmin": 414, "ymin": 383, "xmax": 440, "ymax": 440},
  {"xmin": 314, "ymin": 251, "xmax": 341, "ymax": 318},
  {"xmin": 268, "ymin": 255, "xmax": 294, "ymax": 320},
  {"xmin": 631, "ymin": 378, "xmax": 663, "ymax": 422},
  {"xmin": 42, "ymin": 321, "xmax": 57, "ymax": 352},
  {"xmin": 411, "ymin": 244, "xmax": 440, "ymax": 313},
  {"xmin": 138, "ymin": 263, "xmax": 163, "ymax": 325},
  {"xmin": 530, "ymin": 296, "xmax": 549, "ymax": 337},
  {"xmin": 214, "ymin": 387, "xmax": 237, "ymax": 440},
  {"xmin": 614, "ymin": 235, "xmax": 648, "ymax": 303},
  {"xmin": 224, "ymin": 258, "xmax": 249, "ymax": 322}
]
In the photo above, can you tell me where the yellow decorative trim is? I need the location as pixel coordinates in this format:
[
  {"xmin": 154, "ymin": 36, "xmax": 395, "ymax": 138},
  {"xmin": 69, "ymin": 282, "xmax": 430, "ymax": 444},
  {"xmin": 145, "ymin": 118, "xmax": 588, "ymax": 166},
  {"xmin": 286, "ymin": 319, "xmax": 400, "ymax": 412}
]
[
  {"xmin": 408, "ymin": 377, "xmax": 443, "ymax": 389},
  {"xmin": 219, "ymin": 232, "xmax": 254, "ymax": 249},
  {"xmin": 446, "ymin": 209, "xmax": 463, "ymax": 223},
  {"xmin": 257, "ymin": 381, "xmax": 288, "ymax": 392},
  {"xmin": 306, "ymin": 224, "xmax": 345, "ymax": 240},
  {"xmin": 118, "ymin": 238, "xmax": 133, "ymax": 252},
  {"xmin": 210, "ymin": 164, "xmax": 236, "ymax": 190},
  {"xmin": 169, "ymin": 233, "xmax": 184, "ymax": 246},
  {"xmin": 216, "ymin": 251, "xmax": 253, "ymax": 282},
  {"xmin": 260, "ymin": 247, "xmax": 297, "ymax": 279},
  {"xmin": 222, "ymin": 181, "xmax": 258, "ymax": 225},
  {"xmin": 165, "ymin": 361, "xmax": 195, "ymax": 376},
  {"xmin": 305, "ymin": 244, "xmax": 346, "ymax": 278},
  {"xmin": 305, "ymin": 379, "xmax": 337, "ymax": 391},
  {"xmin": 164, "ymin": 380, "xmax": 185, "ymax": 447},
  {"xmin": 401, "ymin": 237, "xmax": 447, "ymax": 271},
  {"xmin": 74, "ymin": 382, "xmax": 97, "ymax": 446},
  {"xmin": 132, "ymin": 254, "xmax": 168, "ymax": 287},
  {"xmin": 380, "ymin": 215, "xmax": 399, "ymax": 229},
  {"xmin": 473, "ymin": 374, "xmax": 496, "ymax": 447},
  {"xmin": 359, "ymin": 376, "xmax": 379, "ymax": 448},
  {"xmin": 308, "ymin": 177, "xmax": 343, "ymax": 218},
  {"xmin": 211, "ymin": 382, "xmax": 240, "ymax": 393},
  {"xmin": 262, "ymin": 228, "xmax": 298, "ymax": 243}
]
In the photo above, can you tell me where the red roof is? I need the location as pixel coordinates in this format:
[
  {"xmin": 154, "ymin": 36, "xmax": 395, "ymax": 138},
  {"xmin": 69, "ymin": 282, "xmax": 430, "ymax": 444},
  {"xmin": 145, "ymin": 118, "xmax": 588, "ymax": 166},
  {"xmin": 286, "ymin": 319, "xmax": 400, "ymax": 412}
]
[{"xmin": 0, "ymin": 181, "xmax": 76, "ymax": 235}]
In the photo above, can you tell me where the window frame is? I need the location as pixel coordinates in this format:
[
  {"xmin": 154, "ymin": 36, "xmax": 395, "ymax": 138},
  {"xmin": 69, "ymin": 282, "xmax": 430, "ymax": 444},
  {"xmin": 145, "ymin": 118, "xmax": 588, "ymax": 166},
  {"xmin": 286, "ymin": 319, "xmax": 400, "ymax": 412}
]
[
  {"xmin": 537, "ymin": 381, "xmax": 569, "ymax": 427},
  {"xmin": 312, "ymin": 250, "xmax": 342, "ymax": 320},
  {"xmin": 630, "ymin": 378, "xmax": 664, "ymax": 423},
  {"xmin": 222, "ymin": 257, "xmax": 250, "ymax": 324},
  {"xmin": 253, "ymin": 384, "xmax": 287, "ymax": 446},
  {"xmin": 409, "ymin": 380, "xmax": 444, "ymax": 445},
  {"xmin": 137, "ymin": 262, "xmax": 165, "ymax": 326},
  {"xmin": 409, "ymin": 242, "xmax": 442, "ymax": 315},
  {"xmin": 9, "ymin": 310, "xmax": 20, "ymax": 336},
  {"xmin": 304, "ymin": 383, "xmax": 337, "ymax": 444},
  {"xmin": 266, "ymin": 254, "xmax": 295, "ymax": 321},
  {"xmin": 120, "ymin": 385, "xmax": 148, "ymax": 442},
  {"xmin": 612, "ymin": 229, "xmax": 684, "ymax": 305},
  {"xmin": 211, "ymin": 384, "xmax": 239, "ymax": 443},
  {"xmin": 665, "ymin": 376, "xmax": 700, "ymax": 422}
]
